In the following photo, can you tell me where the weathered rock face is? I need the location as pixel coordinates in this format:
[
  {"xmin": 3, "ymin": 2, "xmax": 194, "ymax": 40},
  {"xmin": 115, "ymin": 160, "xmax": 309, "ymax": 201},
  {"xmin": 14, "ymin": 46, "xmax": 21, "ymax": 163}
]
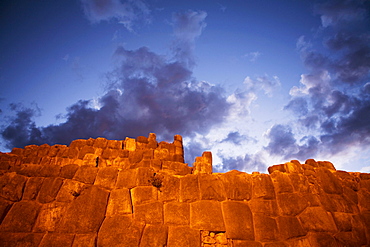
[{"xmin": 0, "ymin": 134, "xmax": 369, "ymax": 247}]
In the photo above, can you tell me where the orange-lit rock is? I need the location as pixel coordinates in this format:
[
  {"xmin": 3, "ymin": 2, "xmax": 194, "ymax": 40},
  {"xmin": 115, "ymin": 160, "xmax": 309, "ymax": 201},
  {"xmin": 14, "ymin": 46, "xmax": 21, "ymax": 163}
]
[{"xmin": 0, "ymin": 133, "xmax": 369, "ymax": 246}]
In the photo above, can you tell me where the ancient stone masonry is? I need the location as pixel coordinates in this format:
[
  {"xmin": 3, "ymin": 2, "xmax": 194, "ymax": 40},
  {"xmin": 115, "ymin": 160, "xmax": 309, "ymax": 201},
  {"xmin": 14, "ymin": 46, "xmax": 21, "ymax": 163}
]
[{"xmin": 0, "ymin": 133, "xmax": 369, "ymax": 247}]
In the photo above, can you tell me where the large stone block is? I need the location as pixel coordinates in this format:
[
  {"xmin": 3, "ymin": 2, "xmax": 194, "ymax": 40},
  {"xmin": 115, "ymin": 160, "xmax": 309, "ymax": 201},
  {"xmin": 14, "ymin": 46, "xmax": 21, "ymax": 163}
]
[
  {"xmin": 351, "ymin": 214, "xmax": 368, "ymax": 245},
  {"xmin": 180, "ymin": 174, "xmax": 200, "ymax": 202},
  {"xmin": 136, "ymin": 167, "xmax": 156, "ymax": 186},
  {"xmin": 39, "ymin": 164, "xmax": 61, "ymax": 177},
  {"xmin": 0, "ymin": 233, "xmax": 44, "ymax": 247},
  {"xmin": 358, "ymin": 188, "xmax": 370, "ymax": 210},
  {"xmin": 307, "ymin": 232, "xmax": 338, "ymax": 247},
  {"xmin": 94, "ymin": 167, "xmax": 118, "ymax": 189},
  {"xmin": 134, "ymin": 201, "xmax": 163, "ymax": 224},
  {"xmin": 125, "ymin": 137, "xmax": 136, "ymax": 151},
  {"xmin": 140, "ymin": 224, "xmax": 168, "ymax": 247},
  {"xmin": 331, "ymin": 212, "xmax": 352, "ymax": 232},
  {"xmin": 129, "ymin": 150, "xmax": 144, "ymax": 164},
  {"xmin": 60, "ymin": 164, "xmax": 79, "ymax": 179},
  {"xmin": 316, "ymin": 167, "xmax": 343, "ymax": 194},
  {"xmin": 317, "ymin": 161, "xmax": 336, "ymax": 170},
  {"xmin": 271, "ymin": 172, "xmax": 294, "ymax": 194},
  {"xmin": 222, "ymin": 201, "xmax": 254, "ymax": 240},
  {"xmin": 276, "ymin": 193, "xmax": 308, "ymax": 216},
  {"xmin": 72, "ymin": 234, "xmax": 97, "ymax": 247},
  {"xmin": 298, "ymin": 207, "xmax": 337, "ymax": 232},
  {"xmin": 335, "ymin": 171, "xmax": 360, "ymax": 191},
  {"xmin": 252, "ymin": 173, "xmax": 275, "ymax": 199},
  {"xmin": 0, "ymin": 201, "xmax": 41, "ymax": 232},
  {"xmin": 73, "ymin": 165, "xmax": 98, "ymax": 184},
  {"xmin": 167, "ymin": 226, "xmax": 200, "ymax": 247},
  {"xmin": 190, "ymin": 200, "xmax": 225, "ymax": 231},
  {"xmin": 48, "ymin": 145, "xmax": 67, "ymax": 157},
  {"xmin": 164, "ymin": 202, "xmax": 190, "ymax": 225},
  {"xmin": 93, "ymin": 137, "xmax": 108, "ymax": 149},
  {"xmin": 98, "ymin": 215, "xmax": 144, "ymax": 247},
  {"xmin": 37, "ymin": 177, "xmax": 64, "ymax": 203},
  {"xmin": 276, "ymin": 216, "xmax": 305, "ymax": 240},
  {"xmin": 220, "ymin": 171, "xmax": 252, "ymax": 200},
  {"xmin": 131, "ymin": 186, "xmax": 158, "ymax": 206},
  {"xmin": 34, "ymin": 202, "xmax": 67, "ymax": 232},
  {"xmin": 56, "ymin": 179, "xmax": 85, "ymax": 202},
  {"xmin": 0, "ymin": 172, "xmax": 27, "ymax": 202},
  {"xmin": 82, "ymin": 153, "xmax": 99, "ymax": 166},
  {"xmin": 253, "ymin": 213, "xmax": 279, "ymax": 242},
  {"xmin": 101, "ymin": 148, "xmax": 120, "ymax": 160},
  {"xmin": 17, "ymin": 164, "xmax": 42, "ymax": 177},
  {"xmin": 107, "ymin": 139, "xmax": 122, "ymax": 149},
  {"xmin": 58, "ymin": 185, "xmax": 109, "ymax": 233},
  {"xmin": 23, "ymin": 177, "xmax": 44, "ymax": 200},
  {"xmin": 106, "ymin": 188, "xmax": 132, "ymax": 216},
  {"xmin": 334, "ymin": 232, "xmax": 359, "ymax": 246},
  {"xmin": 158, "ymin": 174, "xmax": 180, "ymax": 201},
  {"xmin": 162, "ymin": 161, "xmax": 192, "ymax": 175},
  {"xmin": 360, "ymin": 179, "xmax": 370, "ymax": 191},
  {"xmin": 199, "ymin": 174, "xmax": 226, "ymax": 201},
  {"xmin": 116, "ymin": 168, "xmax": 138, "ymax": 189},
  {"xmin": 66, "ymin": 147, "xmax": 79, "ymax": 159},
  {"xmin": 319, "ymin": 192, "xmax": 358, "ymax": 213},
  {"xmin": 38, "ymin": 233, "xmax": 74, "ymax": 247},
  {"xmin": 249, "ymin": 199, "xmax": 279, "ymax": 216},
  {"xmin": 283, "ymin": 160, "xmax": 303, "ymax": 173},
  {"xmin": 0, "ymin": 198, "xmax": 12, "ymax": 224},
  {"xmin": 343, "ymin": 188, "xmax": 359, "ymax": 209},
  {"xmin": 154, "ymin": 148, "xmax": 169, "ymax": 160},
  {"xmin": 78, "ymin": 146, "xmax": 96, "ymax": 159}
]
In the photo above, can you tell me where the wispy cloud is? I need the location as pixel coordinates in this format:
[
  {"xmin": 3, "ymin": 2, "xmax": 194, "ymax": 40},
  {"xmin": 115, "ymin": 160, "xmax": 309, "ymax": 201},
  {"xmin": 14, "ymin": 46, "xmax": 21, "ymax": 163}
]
[
  {"xmin": 244, "ymin": 51, "xmax": 261, "ymax": 62},
  {"xmin": 171, "ymin": 10, "xmax": 207, "ymax": 68},
  {"xmin": 80, "ymin": 0, "xmax": 151, "ymax": 31}
]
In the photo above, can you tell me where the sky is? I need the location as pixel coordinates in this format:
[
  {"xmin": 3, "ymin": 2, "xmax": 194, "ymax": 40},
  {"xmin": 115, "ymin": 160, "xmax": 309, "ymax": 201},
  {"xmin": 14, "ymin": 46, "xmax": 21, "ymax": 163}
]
[{"xmin": 0, "ymin": 0, "xmax": 369, "ymax": 173}]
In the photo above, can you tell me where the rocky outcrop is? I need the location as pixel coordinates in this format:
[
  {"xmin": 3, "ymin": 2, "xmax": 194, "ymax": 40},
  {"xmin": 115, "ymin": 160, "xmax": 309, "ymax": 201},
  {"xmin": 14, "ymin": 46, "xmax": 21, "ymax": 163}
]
[{"xmin": 0, "ymin": 134, "xmax": 369, "ymax": 246}]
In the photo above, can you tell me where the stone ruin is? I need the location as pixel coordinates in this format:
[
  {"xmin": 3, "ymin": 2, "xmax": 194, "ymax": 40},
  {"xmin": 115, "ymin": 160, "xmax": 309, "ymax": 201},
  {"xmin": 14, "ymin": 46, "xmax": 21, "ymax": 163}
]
[{"xmin": 0, "ymin": 133, "xmax": 369, "ymax": 247}]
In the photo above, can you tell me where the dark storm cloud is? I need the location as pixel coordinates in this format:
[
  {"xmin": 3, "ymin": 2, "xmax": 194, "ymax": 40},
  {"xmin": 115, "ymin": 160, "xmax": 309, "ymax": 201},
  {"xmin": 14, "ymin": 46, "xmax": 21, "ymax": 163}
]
[
  {"xmin": 1, "ymin": 10, "xmax": 231, "ymax": 154},
  {"xmin": 221, "ymin": 131, "xmax": 245, "ymax": 145},
  {"xmin": 219, "ymin": 153, "xmax": 265, "ymax": 172},
  {"xmin": 80, "ymin": 0, "xmax": 151, "ymax": 31},
  {"xmin": 264, "ymin": 124, "xmax": 298, "ymax": 159},
  {"xmin": 279, "ymin": 0, "xmax": 370, "ymax": 160},
  {"xmin": 220, "ymin": 131, "xmax": 256, "ymax": 146},
  {"xmin": 284, "ymin": 97, "xmax": 308, "ymax": 116},
  {"xmin": 264, "ymin": 124, "xmax": 321, "ymax": 161},
  {"xmin": 314, "ymin": 0, "xmax": 368, "ymax": 27}
]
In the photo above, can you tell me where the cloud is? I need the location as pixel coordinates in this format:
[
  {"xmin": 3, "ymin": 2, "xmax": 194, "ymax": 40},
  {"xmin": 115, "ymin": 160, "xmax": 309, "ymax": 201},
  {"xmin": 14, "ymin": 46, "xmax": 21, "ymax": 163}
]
[
  {"xmin": 218, "ymin": 152, "xmax": 266, "ymax": 173},
  {"xmin": 80, "ymin": 0, "xmax": 151, "ymax": 31},
  {"xmin": 315, "ymin": 0, "xmax": 368, "ymax": 27},
  {"xmin": 171, "ymin": 10, "xmax": 207, "ymax": 68},
  {"xmin": 1, "ymin": 10, "xmax": 231, "ymax": 162},
  {"xmin": 264, "ymin": 124, "xmax": 298, "ymax": 158},
  {"xmin": 221, "ymin": 131, "xmax": 246, "ymax": 145},
  {"xmin": 244, "ymin": 51, "xmax": 261, "ymax": 62},
  {"xmin": 281, "ymin": 0, "xmax": 370, "ymax": 162},
  {"xmin": 243, "ymin": 75, "xmax": 280, "ymax": 96}
]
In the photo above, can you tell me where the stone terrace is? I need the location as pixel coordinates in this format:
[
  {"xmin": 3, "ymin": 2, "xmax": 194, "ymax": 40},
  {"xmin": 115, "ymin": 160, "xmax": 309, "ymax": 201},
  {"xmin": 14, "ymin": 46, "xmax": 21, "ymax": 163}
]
[{"xmin": 0, "ymin": 133, "xmax": 369, "ymax": 246}]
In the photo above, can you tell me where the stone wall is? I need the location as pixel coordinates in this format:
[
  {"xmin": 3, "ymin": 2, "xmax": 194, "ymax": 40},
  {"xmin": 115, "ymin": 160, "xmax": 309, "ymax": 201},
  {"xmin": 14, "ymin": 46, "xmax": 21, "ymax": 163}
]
[{"xmin": 0, "ymin": 133, "xmax": 369, "ymax": 247}]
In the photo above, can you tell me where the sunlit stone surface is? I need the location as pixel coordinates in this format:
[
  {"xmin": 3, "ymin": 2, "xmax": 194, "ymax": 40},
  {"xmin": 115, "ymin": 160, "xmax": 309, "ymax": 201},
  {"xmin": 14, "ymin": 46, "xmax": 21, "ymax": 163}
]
[{"xmin": 0, "ymin": 133, "xmax": 369, "ymax": 246}]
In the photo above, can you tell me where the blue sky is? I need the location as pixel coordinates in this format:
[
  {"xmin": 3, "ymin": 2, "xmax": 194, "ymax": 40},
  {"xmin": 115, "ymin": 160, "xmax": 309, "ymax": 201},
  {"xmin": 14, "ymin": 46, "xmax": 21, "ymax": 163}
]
[{"xmin": 1, "ymin": 0, "xmax": 369, "ymax": 173}]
